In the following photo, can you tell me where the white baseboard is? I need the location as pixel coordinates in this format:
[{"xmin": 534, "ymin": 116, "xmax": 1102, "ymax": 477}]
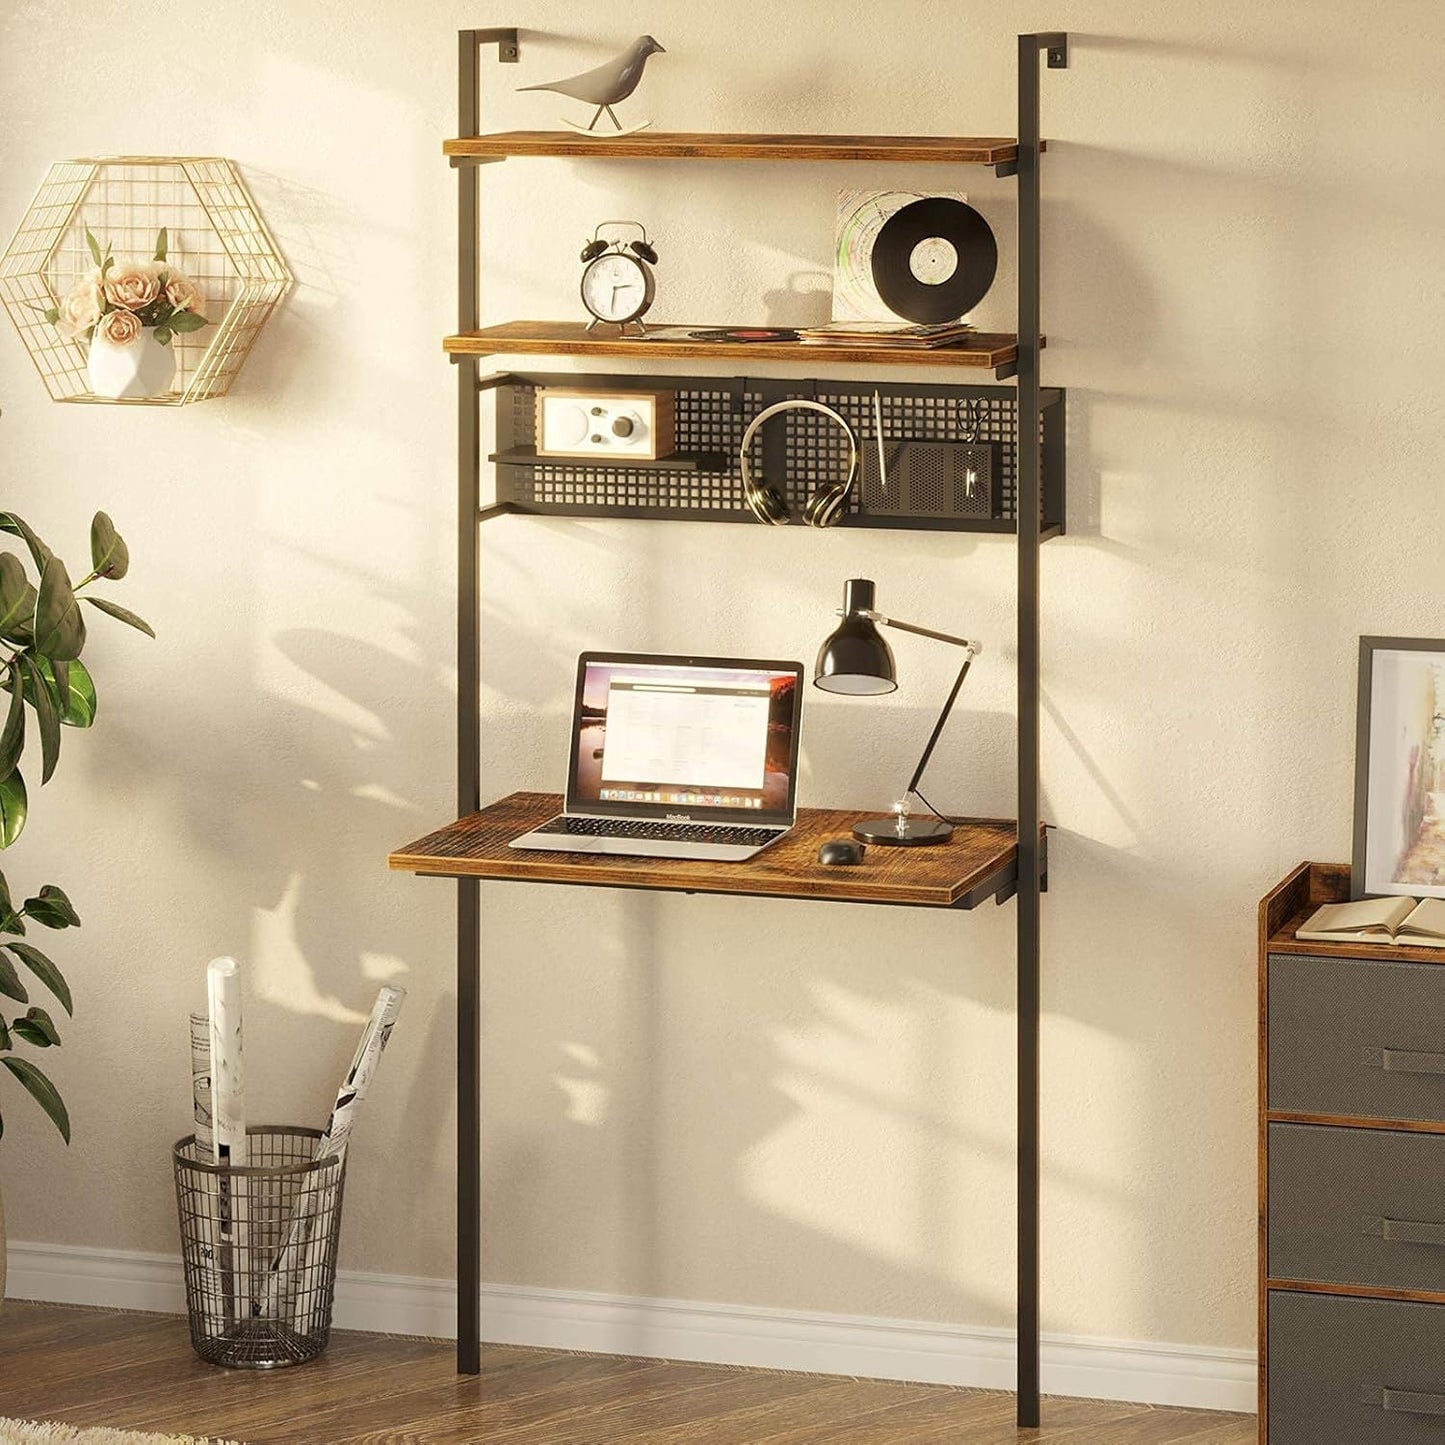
[{"xmin": 6, "ymin": 1240, "xmax": 1255, "ymax": 1414}]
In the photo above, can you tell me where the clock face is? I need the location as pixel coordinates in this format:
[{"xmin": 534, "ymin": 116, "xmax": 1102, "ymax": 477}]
[{"xmin": 581, "ymin": 251, "xmax": 652, "ymax": 324}]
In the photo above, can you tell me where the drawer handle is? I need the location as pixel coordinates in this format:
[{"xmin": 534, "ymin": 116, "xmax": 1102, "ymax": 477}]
[
  {"xmin": 1381, "ymin": 1386, "xmax": 1445, "ymax": 1416},
  {"xmin": 1363, "ymin": 1215, "xmax": 1445, "ymax": 1247},
  {"xmin": 1363, "ymin": 1046, "xmax": 1445, "ymax": 1076}
]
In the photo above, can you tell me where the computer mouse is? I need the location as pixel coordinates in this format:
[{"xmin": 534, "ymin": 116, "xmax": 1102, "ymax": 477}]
[{"xmin": 818, "ymin": 839, "xmax": 865, "ymax": 867}]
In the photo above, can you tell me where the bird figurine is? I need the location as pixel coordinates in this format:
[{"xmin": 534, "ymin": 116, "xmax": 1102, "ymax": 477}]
[{"xmin": 517, "ymin": 35, "xmax": 666, "ymax": 135}]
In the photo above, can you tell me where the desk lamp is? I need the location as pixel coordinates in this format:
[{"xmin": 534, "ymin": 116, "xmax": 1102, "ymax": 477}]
[{"xmin": 813, "ymin": 577, "xmax": 980, "ymax": 846}]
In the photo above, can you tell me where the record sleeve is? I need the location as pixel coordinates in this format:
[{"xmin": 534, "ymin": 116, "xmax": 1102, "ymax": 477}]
[{"xmin": 832, "ymin": 189, "xmax": 995, "ymax": 325}]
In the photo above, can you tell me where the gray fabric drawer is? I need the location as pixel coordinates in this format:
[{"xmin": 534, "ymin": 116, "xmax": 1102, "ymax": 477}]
[
  {"xmin": 1270, "ymin": 1291, "xmax": 1445, "ymax": 1443},
  {"xmin": 1270, "ymin": 1123, "xmax": 1445, "ymax": 1291},
  {"xmin": 1270, "ymin": 953, "xmax": 1445, "ymax": 1121}
]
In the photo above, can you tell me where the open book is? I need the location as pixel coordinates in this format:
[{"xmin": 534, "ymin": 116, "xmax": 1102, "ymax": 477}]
[{"xmin": 1295, "ymin": 895, "xmax": 1445, "ymax": 947}]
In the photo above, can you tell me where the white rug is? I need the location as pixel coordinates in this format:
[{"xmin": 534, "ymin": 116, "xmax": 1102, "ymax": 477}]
[{"xmin": 0, "ymin": 1424, "xmax": 239, "ymax": 1445}]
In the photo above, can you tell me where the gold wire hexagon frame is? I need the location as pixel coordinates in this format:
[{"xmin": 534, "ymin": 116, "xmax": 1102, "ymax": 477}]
[{"xmin": 0, "ymin": 156, "xmax": 292, "ymax": 406}]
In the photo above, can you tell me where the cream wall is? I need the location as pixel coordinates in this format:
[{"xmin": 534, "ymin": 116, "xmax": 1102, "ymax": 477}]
[{"xmin": 2, "ymin": 0, "xmax": 1442, "ymax": 1361}]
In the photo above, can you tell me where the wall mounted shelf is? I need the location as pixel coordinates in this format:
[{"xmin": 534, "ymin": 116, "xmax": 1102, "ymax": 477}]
[
  {"xmin": 402, "ymin": 24, "xmax": 1073, "ymax": 1433},
  {"xmin": 0, "ymin": 156, "xmax": 290, "ymax": 405},
  {"xmin": 445, "ymin": 321, "xmax": 1033, "ymax": 379},
  {"xmin": 444, "ymin": 131, "xmax": 1042, "ymax": 168},
  {"xmin": 488, "ymin": 370, "xmax": 1066, "ymax": 536},
  {"xmin": 487, "ymin": 445, "xmax": 727, "ymax": 472}
]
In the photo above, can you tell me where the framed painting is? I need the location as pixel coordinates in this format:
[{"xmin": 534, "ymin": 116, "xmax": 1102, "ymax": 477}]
[{"xmin": 1354, "ymin": 636, "xmax": 1445, "ymax": 898}]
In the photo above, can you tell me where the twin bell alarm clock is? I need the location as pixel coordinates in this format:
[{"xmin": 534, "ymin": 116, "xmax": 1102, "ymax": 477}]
[{"xmin": 579, "ymin": 220, "xmax": 657, "ymax": 335}]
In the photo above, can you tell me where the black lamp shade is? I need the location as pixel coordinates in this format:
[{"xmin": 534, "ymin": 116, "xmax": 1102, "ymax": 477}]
[{"xmin": 814, "ymin": 578, "xmax": 898, "ymax": 695}]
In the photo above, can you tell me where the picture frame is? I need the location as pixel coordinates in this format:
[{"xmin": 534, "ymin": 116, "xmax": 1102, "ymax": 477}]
[{"xmin": 1353, "ymin": 636, "xmax": 1445, "ymax": 899}]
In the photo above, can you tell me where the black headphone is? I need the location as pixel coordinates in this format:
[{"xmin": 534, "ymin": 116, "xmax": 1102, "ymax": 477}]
[
  {"xmin": 738, "ymin": 399, "xmax": 858, "ymax": 528},
  {"xmin": 580, "ymin": 220, "xmax": 658, "ymax": 265}
]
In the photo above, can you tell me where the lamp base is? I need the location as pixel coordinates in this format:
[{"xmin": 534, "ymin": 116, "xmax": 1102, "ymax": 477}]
[{"xmin": 851, "ymin": 815, "xmax": 954, "ymax": 847}]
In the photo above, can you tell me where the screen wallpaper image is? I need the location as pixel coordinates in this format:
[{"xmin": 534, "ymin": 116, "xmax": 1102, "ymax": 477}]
[{"xmin": 572, "ymin": 662, "xmax": 798, "ymax": 813}]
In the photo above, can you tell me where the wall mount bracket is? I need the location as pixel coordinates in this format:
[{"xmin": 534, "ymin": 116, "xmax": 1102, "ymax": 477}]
[{"xmin": 475, "ymin": 27, "xmax": 519, "ymax": 62}]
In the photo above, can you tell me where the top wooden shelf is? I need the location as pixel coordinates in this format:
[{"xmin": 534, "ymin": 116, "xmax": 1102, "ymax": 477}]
[
  {"xmin": 444, "ymin": 132, "xmax": 1032, "ymax": 166},
  {"xmin": 390, "ymin": 790, "xmax": 1035, "ymax": 910}
]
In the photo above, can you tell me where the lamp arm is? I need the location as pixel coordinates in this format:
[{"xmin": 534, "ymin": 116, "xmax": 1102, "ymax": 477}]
[
  {"xmin": 902, "ymin": 647, "xmax": 977, "ymax": 800},
  {"xmin": 860, "ymin": 613, "xmax": 979, "ymax": 804},
  {"xmin": 870, "ymin": 612, "xmax": 977, "ymax": 651}
]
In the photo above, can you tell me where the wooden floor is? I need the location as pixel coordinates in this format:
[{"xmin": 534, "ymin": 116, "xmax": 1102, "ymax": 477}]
[{"xmin": 0, "ymin": 1302, "xmax": 1256, "ymax": 1444}]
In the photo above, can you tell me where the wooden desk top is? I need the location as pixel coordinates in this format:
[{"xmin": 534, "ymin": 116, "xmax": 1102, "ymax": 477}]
[{"xmin": 389, "ymin": 792, "xmax": 1031, "ymax": 909}]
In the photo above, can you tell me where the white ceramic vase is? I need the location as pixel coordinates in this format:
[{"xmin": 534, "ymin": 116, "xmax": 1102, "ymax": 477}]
[
  {"xmin": 1, "ymin": 1184, "xmax": 6, "ymax": 1310},
  {"xmin": 87, "ymin": 329, "xmax": 176, "ymax": 401}
]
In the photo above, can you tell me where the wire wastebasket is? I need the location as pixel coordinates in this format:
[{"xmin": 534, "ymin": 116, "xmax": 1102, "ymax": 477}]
[{"xmin": 173, "ymin": 1125, "xmax": 347, "ymax": 1368}]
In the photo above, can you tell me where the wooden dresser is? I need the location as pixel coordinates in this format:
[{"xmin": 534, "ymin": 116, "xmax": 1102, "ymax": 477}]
[{"xmin": 1261, "ymin": 863, "xmax": 1445, "ymax": 1442}]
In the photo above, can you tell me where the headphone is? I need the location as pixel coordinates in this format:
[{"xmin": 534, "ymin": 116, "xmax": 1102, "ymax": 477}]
[{"xmin": 738, "ymin": 399, "xmax": 859, "ymax": 528}]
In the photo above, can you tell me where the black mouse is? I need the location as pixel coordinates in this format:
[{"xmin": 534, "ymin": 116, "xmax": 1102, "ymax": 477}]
[{"xmin": 818, "ymin": 839, "xmax": 865, "ymax": 867}]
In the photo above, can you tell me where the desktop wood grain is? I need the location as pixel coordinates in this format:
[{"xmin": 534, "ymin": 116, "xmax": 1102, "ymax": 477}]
[
  {"xmin": 0, "ymin": 1302, "xmax": 1254, "ymax": 1444},
  {"xmin": 389, "ymin": 790, "xmax": 1030, "ymax": 908}
]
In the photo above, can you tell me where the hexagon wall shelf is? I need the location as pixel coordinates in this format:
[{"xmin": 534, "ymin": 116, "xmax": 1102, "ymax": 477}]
[{"xmin": 0, "ymin": 157, "xmax": 291, "ymax": 405}]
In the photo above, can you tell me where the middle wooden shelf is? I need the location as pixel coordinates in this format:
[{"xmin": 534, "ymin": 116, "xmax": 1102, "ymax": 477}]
[{"xmin": 445, "ymin": 320, "xmax": 1031, "ymax": 376}]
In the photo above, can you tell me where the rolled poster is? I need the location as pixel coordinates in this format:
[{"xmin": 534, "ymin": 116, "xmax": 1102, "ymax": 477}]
[
  {"xmin": 187, "ymin": 1012, "xmax": 217, "ymax": 1267},
  {"xmin": 317, "ymin": 985, "xmax": 407, "ymax": 1161},
  {"xmin": 255, "ymin": 985, "xmax": 406, "ymax": 1320},
  {"xmin": 207, "ymin": 956, "xmax": 248, "ymax": 1323},
  {"xmin": 188, "ymin": 1011, "xmax": 214, "ymax": 1155},
  {"xmin": 207, "ymin": 957, "xmax": 247, "ymax": 1168}
]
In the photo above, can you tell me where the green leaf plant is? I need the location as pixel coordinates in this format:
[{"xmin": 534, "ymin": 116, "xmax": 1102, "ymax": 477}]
[{"xmin": 0, "ymin": 510, "xmax": 153, "ymax": 1144}]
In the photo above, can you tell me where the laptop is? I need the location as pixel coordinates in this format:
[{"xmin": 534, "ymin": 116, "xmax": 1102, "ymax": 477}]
[{"xmin": 510, "ymin": 651, "xmax": 804, "ymax": 861}]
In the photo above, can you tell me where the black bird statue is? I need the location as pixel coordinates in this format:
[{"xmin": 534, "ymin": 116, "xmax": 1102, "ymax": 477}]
[{"xmin": 517, "ymin": 35, "xmax": 666, "ymax": 134}]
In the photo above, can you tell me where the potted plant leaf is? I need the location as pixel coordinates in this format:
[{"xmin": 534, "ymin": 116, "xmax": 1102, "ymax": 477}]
[{"xmin": 0, "ymin": 509, "xmax": 152, "ymax": 1303}]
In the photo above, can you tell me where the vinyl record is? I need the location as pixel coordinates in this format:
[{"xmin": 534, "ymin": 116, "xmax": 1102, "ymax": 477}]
[
  {"xmin": 686, "ymin": 327, "xmax": 800, "ymax": 343},
  {"xmin": 870, "ymin": 197, "xmax": 997, "ymax": 324}
]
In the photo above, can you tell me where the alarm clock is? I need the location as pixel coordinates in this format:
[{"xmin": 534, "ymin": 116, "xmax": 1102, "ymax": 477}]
[{"xmin": 579, "ymin": 220, "xmax": 657, "ymax": 335}]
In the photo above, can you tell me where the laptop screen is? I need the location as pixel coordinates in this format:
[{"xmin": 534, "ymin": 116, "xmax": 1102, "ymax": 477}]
[{"xmin": 566, "ymin": 653, "xmax": 803, "ymax": 824}]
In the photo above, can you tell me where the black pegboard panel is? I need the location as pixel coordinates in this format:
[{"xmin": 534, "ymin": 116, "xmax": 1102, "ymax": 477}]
[{"xmin": 495, "ymin": 373, "xmax": 1064, "ymax": 535}]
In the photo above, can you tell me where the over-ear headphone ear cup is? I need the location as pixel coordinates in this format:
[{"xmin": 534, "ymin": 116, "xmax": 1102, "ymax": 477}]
[
  {"xmin": 629, "ymin": 240, "xmax": 658, "ymax": 264},
  {"xmin": 579, "ymin": 240, "xmax": 608, "ymax": 262},
  {"xmin": 803, "ymin": 486, "xmax": 847, "ymax": 528},
  {"xmin": 745, "ymin": 483, "xmax": 790, "ymax": 526}
]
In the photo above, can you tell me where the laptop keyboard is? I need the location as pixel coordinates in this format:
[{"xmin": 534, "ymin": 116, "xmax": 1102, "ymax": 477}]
[{"xmin": 535, "ymin": 816, "xmax": 781, "ymax": 848}]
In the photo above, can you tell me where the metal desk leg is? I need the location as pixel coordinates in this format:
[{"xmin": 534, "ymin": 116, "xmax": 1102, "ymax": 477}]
[
  {"xmin": 457, "ymin": 877, "xmax": 481, "ymax": 1372},
  {"xmin": 1016, "ymin": 28, "xmax": 1068, "ymax": 1431}
]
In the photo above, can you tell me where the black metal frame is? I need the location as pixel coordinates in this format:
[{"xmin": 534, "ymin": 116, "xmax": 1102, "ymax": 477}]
[
  {"xmin": 1016, "ymin": 30, "xmax": 1068, "ymax": 1429},
  {"xmin": 454, "ymin": 25, "xmax": 518, "ymax": 1379},
  {"xmin": 447, "ymin": 24, "xmax": 1069, "ymax": 1432}
]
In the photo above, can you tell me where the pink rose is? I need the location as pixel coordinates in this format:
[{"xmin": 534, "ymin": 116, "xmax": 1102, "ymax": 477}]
[
  {"xmin": 97, "ymin": 308, "xmax": 143, "ymax": 345},
  {"xmin": 103, "ymin": 261, "xmax": 161, "ymax": 311},
  {"xmin": 56, "ymin": 277, "xmax": 104, "ymax": 339},
  {"xmin": 163, "ymin": 269, "xmax": 205, "ymax": 318}
]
